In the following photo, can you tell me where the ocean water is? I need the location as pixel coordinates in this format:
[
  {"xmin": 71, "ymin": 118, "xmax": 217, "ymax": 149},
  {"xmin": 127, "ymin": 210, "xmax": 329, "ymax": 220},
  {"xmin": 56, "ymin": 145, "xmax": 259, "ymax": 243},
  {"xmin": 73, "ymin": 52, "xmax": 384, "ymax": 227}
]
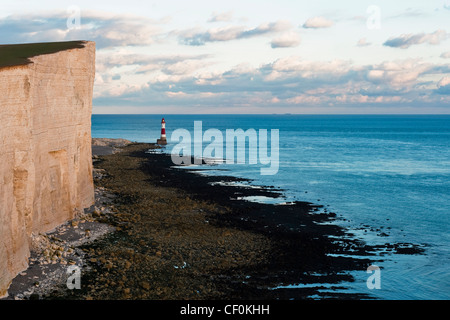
[{"xmin": 92, "ymin": 114, "xmax": 450, "ymax": 300}]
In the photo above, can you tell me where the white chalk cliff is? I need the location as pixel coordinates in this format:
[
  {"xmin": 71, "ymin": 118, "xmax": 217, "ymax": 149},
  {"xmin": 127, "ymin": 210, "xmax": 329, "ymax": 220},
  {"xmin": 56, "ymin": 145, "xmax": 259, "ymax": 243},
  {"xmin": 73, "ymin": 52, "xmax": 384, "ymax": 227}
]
[{"xmin": 0, "ymin": 41, "xmax": 95, "ymax": 297}]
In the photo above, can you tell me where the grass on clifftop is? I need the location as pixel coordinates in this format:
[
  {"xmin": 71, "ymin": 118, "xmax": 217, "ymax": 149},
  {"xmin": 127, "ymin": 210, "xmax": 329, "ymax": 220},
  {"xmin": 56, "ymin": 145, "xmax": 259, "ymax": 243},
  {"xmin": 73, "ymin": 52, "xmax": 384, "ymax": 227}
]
[{"xmin": 0, "ymin": 41, "xmax": 86, "ymax": 68}]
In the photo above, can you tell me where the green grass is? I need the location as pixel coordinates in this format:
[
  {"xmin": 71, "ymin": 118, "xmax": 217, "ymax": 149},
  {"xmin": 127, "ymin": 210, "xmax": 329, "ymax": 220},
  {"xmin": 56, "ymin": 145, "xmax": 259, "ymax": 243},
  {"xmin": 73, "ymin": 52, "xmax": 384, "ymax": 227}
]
[{"xmin": 0, "ymin": 41, "xmax": 86, "ymax": 68}]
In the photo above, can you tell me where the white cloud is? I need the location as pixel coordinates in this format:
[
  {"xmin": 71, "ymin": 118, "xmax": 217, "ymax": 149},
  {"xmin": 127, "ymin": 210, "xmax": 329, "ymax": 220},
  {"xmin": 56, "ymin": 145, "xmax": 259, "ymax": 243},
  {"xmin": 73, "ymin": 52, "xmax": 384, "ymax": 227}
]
[
  {"xmin": 178, "ymin": 20, "xmax": 292, "ymax": 46},
  {"xmin": 271, "ymin": 31, "xmax": 301, "ymax": 48},
  {"xmin": 302, "ymin": 16, "xmax": 334, "ymax": 29},
  {"xmin": 441, "ymin": 51, "xmax": 450, "ymax": 59},
  {"xmin": 366, "ymin": 59, "xmax": 433, "ymax": 88},
  {"xmin": 266, "ymin": 56, "xmax": 352, "ymax": 80},
  {"xmin": 208, "ymin": 11, "xmax": 234, "ymax": 23},
  {"xmin": 438, "ymin": 76, "xmax": 450, "ymax": 87},
  {"xmin": 0, "ymin": 11, "xmax": 164, "ymax": 48},
  {"xmin": 161, "ymin": 59, "xmax": 214, "ymax": 75},
  {"xmin": 387, "ymin": 8, "xmax": 428, "ymax": 19},
  {"xmin": 94, "ymin": 50, "xmax": 216, "ymax": 101},
  {"xmin": 436, "ymin": 76, "xmax": 450, "ymax": 95},
  {"xmin": 94, "ymin": 52, "xmax": 450, "ymax": 110},
  {"xmin": 383, "ymin": 30, "xmax": 448, "ymax": 49},
  {"xmin": 356, "ymin": 38, "xmax": 371, "ymax": 47},
  {"xmin": 96, "ymin": 51, "xmax": 212, "ymax": 76}
]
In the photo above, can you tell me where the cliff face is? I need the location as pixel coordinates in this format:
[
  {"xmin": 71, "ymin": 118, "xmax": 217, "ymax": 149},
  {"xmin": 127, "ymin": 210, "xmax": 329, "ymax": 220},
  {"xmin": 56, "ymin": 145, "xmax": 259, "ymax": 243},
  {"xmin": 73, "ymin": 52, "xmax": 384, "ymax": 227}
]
[{"xmin": 0, "ymin": 41, "xmax": 95, "ymax": 297}]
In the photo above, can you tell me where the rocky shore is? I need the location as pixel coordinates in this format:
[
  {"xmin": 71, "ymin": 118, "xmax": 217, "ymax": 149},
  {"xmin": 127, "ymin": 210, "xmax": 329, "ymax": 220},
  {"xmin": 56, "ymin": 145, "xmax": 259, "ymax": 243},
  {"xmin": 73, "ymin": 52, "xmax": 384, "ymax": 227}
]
[
  {"xmin": 2, "ymin": 138, "xmax": 424, "ymax": 300},
  {"xmin": 2, "ymin": 139, "xmax": 125, "ymax": 300}
]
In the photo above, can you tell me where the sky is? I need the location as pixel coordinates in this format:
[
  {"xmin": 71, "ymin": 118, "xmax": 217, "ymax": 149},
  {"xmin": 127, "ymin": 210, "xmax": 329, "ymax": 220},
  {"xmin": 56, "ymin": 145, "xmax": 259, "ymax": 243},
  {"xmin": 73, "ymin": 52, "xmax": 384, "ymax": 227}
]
[{"xmin": 1, "ymin": 0, "xmax": 449, "ymax": 114}]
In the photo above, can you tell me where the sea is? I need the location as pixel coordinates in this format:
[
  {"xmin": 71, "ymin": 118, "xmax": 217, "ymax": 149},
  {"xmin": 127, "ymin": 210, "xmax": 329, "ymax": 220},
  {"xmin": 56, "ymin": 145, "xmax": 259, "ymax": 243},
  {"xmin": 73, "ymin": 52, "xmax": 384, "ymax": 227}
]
[{"xmin": 92, "ymin": 114, "xmax": 450, "ymax": 300}]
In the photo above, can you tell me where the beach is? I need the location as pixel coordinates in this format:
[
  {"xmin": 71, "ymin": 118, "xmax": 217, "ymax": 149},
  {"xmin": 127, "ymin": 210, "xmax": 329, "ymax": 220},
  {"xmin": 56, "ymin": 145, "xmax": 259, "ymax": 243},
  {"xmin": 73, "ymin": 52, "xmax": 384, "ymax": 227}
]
[{"xmin": 3, "ymin": 138, "xmax": 425, "ymax": 300}]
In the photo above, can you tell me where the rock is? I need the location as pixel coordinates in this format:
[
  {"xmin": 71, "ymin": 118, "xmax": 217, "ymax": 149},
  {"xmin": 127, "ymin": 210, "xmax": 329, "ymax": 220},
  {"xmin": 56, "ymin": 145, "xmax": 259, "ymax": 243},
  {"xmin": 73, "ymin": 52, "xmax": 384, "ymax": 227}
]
[
  {"xmin": 0, "ymin": 41, "xmax": 96, "ymax": 297},
  {"xmin": 92, "ymin": 138, "xmax": 132, "ymax": 148}
]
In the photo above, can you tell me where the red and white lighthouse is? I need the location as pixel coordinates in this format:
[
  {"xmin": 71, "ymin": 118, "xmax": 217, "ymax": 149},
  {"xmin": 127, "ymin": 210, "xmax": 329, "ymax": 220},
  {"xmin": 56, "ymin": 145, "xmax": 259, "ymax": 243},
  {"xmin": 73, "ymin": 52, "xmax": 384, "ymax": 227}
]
[{"xmin": 157, "ymin": 117, "xmax": 167, "ymax": 145}]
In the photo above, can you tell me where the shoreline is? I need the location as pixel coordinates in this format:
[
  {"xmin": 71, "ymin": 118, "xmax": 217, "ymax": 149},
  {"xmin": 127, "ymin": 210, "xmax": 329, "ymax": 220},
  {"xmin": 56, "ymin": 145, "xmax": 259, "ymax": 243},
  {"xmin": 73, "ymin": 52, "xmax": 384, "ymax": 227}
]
[
  {"xmin": 3, "ymin": 139, "xmax": 425, "ymax": 300},
  {"xmin": 1, "ymin": 138, "xmax": 127, "ymax": 300}
]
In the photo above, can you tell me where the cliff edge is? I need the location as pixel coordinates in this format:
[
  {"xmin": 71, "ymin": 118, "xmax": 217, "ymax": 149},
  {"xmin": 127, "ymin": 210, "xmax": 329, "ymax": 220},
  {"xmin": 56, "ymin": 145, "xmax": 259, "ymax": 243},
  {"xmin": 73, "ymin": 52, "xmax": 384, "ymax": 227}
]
[{"xmin": 0, "ymin": 41, "xmax": 96, "ymax": 297}]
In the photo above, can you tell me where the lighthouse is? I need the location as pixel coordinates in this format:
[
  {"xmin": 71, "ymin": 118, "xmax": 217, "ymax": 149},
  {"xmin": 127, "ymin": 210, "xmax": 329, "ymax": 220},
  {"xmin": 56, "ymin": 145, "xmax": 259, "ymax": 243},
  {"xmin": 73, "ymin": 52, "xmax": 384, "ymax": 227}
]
[{"xmin": 157, "ymin": 117, "xmax": 167, "ymax": 145}]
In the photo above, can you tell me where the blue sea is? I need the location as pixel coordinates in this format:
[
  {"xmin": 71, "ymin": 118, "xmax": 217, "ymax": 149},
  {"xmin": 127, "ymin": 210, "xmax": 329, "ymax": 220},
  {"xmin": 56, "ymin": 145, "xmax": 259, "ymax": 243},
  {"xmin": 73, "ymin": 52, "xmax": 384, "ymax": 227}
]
[{"xmin": 92, "ymin": 114, "xmax": 450, "ymax": 300}]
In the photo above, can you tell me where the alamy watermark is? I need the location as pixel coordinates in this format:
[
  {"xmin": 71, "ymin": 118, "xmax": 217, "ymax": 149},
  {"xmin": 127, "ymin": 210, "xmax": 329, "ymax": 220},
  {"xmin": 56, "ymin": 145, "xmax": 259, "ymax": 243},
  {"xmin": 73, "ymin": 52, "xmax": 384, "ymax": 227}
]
[
  {"xmin": 366, "ymin": 5, "xmax": 381, "ymax": 30},
  {"xmin": 170, "ymin": 121, "xmax": 279, "ymax": 176},
  {"xmin": 443, "ymin": 0, "xmax": 450, "ymax": 10},
  {"xmin": 67, "ymin": 5, "xmax": 81, "ymax": 30},
  {"xmin": 66, "ymin": 265, "xmax": 81, "ymax": 290},
  {"xmin": 366, "ymin": 265, "xmax": 381, "ymax": 290}
]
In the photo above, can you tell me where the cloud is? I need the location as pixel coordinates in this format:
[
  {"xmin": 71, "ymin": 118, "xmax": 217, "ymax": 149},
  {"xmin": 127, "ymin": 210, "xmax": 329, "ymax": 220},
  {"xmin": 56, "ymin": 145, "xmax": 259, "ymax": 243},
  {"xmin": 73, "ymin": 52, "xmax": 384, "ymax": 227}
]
[
  {"xmin": 383, "ymin": 29, "xmax": 448, "ymax": 49},
  {"xmin": 96, "ymin": 56, "xmax": 357, "ymax": 107},
  {"xmin": 356, "ymin": 38, "xmax": 371, "ymax": 47},
  {"xmin": 365, "ymin": 59, "xmax": 434, "ymax": 88},
  {"xmin": 302, "ymin": 16, "xmax": 334, "ymax": 29},
  {"xmin": 0, "ymin": 11, "xmax": 164, "ymax": 49},
  {"xmin": 388, "ymin": 8, "xmax": 428, "ymax": 19},
  {"xmin": 94, "ymin": 50, "xmax": 216, "ymax": 100},
  {"xmin": 161, "ymin": 59, "xmax": 215, "ymax": 75},
  {"xmin": 271, "ymin": 31, "xmax": 301, "ymax": 48},
  {"xmin": 208, "ymin": 11, "xmax": 234, "ymax": 23},
  {"xmin": 441, "ymin": 51, "xmax": 450, "ymax": 59},
  {"xmin": 97, "ymin": 51, "xmax": 211, "ymax": 73},
  {"xmin": 93, "ymin": 54, "xmax": 450, "ymax": 111},
  {"xmin": 438, "ymin": 77, "xmax": 450, "ymax": 87},
  {"xmin": 436, "ymin": 76, "xmax": 450, "ymax": 95},
  {"xmin": 263, "ymin": 56, "xmax": 353, "ymax": 81},
  {"xmin": 178, "ymin": 20, "xmax": 292, "ymax": 46}
]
